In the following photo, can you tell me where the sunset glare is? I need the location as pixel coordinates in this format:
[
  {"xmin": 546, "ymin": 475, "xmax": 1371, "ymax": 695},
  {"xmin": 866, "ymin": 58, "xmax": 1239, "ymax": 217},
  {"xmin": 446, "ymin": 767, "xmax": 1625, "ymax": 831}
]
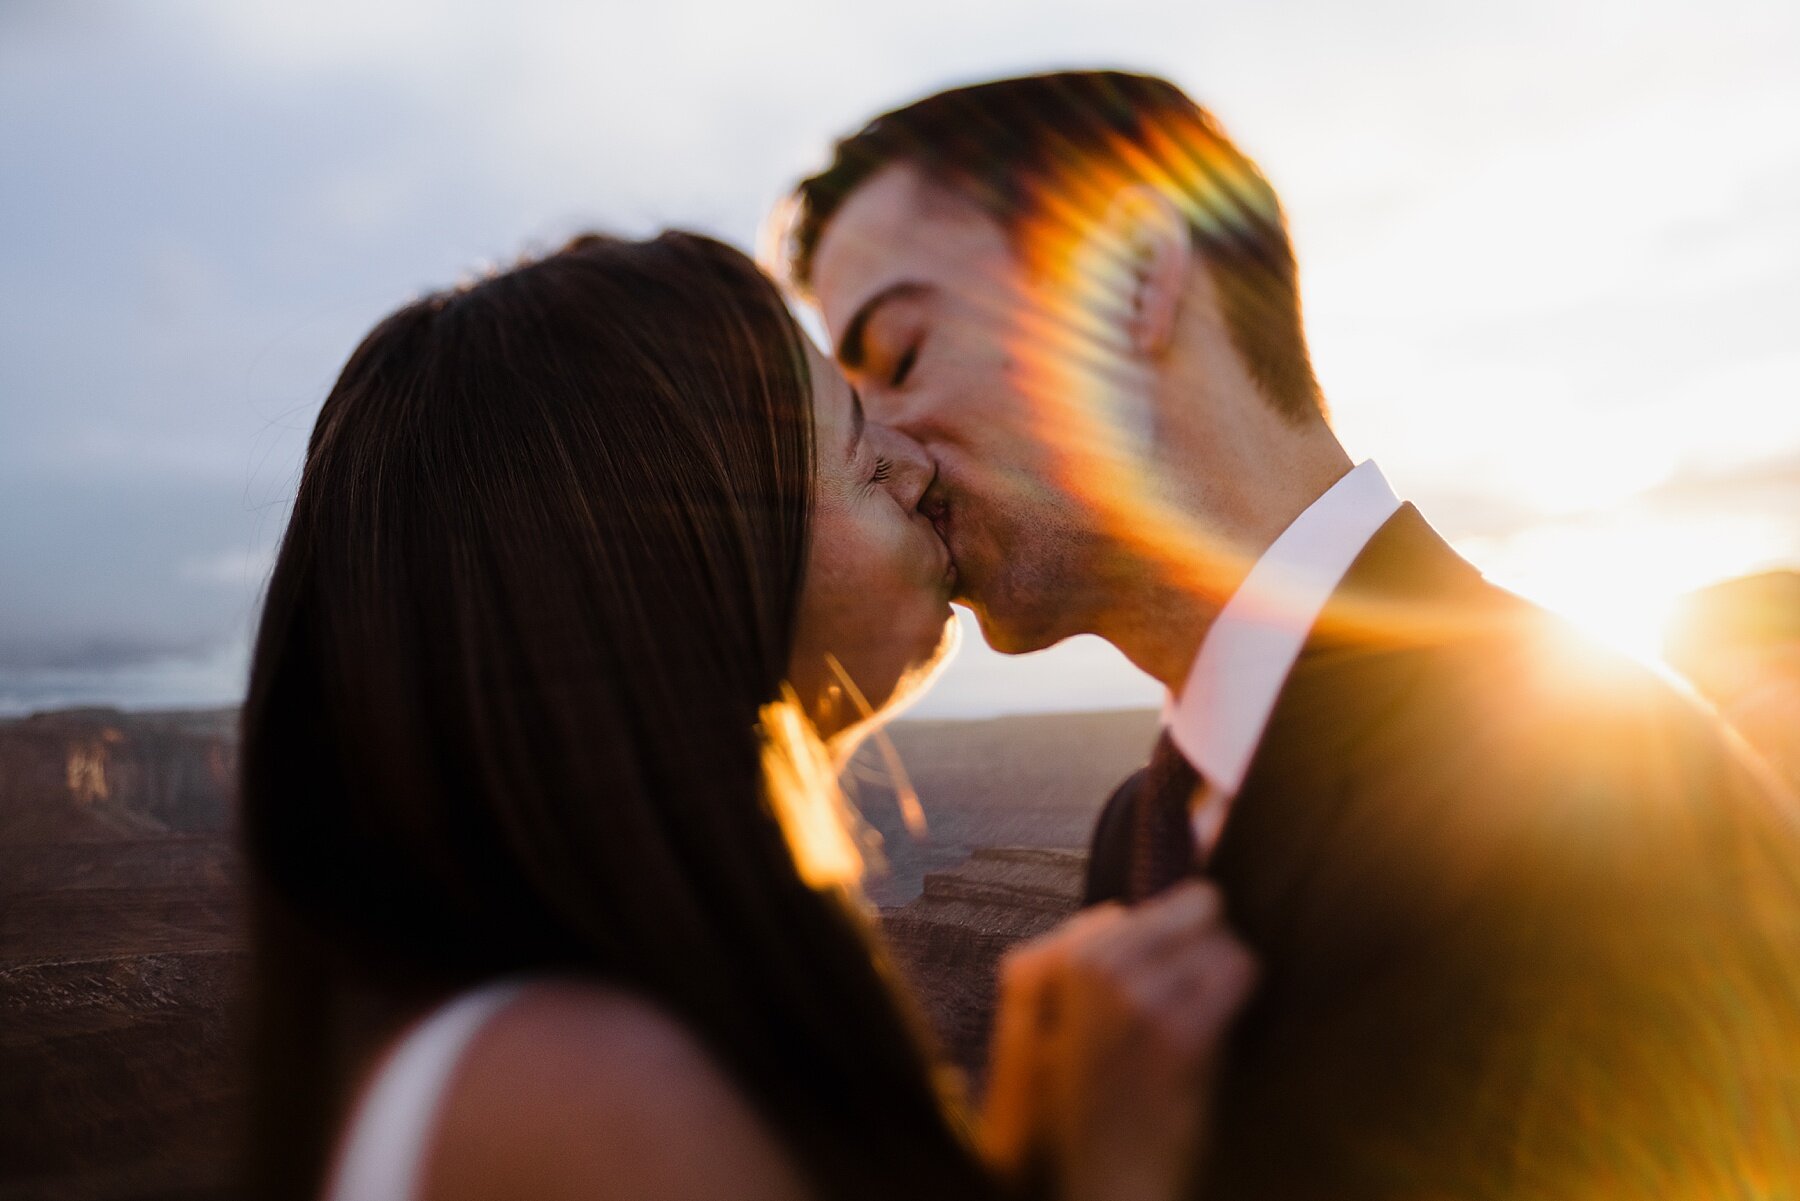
[{"xmin": 1464, "ymin": 510, "xmax": 1795, "ymax": 669}]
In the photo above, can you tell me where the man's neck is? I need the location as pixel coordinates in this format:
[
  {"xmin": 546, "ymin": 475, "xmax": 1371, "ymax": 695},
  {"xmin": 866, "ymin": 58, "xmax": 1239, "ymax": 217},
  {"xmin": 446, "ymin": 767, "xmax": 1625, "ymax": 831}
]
[
  {"xmin": 1093, "ymin": 424, "xmax": 1355, "ymax": 694},
  {"xmin": 1095, "ymin": 578, "xmax": 1221, "ymax": 695}
]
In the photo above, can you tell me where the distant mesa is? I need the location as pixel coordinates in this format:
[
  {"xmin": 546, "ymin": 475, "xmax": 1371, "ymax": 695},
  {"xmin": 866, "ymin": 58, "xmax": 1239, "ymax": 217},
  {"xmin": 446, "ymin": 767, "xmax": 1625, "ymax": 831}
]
[
  {"xmin": 1666, "ymin": 570, "xmax": 1800, "ymax": 672},
  {"xmin": 0, "ymin": 707, "xmax": 238, "ymax": 846},
  {"xmin": 1664, "ymin": 570, "xmax": 1800, "ymax": 790}
]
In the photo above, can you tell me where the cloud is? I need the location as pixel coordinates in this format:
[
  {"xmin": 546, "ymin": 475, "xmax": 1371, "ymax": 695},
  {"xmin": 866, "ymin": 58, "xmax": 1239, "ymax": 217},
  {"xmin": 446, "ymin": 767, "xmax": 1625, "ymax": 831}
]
[
  {"xmin": 0, "ymin": 633, "xmax": 219, "ymax": 674},
  {"xmin": 1640, "ymin": 449, "xmax": 1800, "ymax": 514},
  {"xmin": 3, "ymin": 0, "xmax": 1797, "ymax": 716},
  {"xmin": 0, "ymin": 636, "xmax": 249, "ymax": 716},
  {"xmin": 178, "ymin": 545, "xmax": 278, "ymax": 589}
]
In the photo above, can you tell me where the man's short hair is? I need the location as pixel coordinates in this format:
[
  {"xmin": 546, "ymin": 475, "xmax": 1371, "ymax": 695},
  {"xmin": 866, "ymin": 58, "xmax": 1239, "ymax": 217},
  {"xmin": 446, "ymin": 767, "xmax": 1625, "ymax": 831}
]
[{"xmin": 788, "ymin": 70, "xmax": 1324, "ymax": 420}]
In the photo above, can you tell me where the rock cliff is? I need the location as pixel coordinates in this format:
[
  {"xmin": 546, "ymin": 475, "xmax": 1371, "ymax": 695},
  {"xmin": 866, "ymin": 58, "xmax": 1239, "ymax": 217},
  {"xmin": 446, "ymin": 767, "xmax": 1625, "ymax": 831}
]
[{"xmin": 0, "ymin": 705, "xmax": 1152, "ymax": 1200}]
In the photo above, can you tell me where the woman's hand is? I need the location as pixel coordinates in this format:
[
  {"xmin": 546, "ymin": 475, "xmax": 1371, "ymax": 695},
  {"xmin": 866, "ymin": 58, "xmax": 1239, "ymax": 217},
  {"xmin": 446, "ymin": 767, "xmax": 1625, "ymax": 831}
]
[{"xmin": 979, "ymin": 881, "xmax": 1256, "ymax": 1201}]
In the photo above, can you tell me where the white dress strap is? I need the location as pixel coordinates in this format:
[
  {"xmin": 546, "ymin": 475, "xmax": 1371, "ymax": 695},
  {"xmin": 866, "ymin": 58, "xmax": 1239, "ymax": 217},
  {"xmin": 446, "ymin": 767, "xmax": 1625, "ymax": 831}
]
[{"xmin": 322, "ymin": 979, "xmax": 530, "ymax": 1201}]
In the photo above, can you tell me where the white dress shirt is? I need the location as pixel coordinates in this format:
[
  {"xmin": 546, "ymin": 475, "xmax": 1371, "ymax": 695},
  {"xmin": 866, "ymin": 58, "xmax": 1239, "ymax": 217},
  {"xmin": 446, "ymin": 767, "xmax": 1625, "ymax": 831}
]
[{"xmin": 1164, "ymin": 459, "xmax": 1403, "ymax": 858}]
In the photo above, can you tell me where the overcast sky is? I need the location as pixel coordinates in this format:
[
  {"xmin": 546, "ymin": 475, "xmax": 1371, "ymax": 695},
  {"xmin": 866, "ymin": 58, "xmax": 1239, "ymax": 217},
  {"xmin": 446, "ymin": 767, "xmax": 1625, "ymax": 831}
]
[{"xmin": 3, "ymin": 0, "xmax": 1797, "ymax": 716}]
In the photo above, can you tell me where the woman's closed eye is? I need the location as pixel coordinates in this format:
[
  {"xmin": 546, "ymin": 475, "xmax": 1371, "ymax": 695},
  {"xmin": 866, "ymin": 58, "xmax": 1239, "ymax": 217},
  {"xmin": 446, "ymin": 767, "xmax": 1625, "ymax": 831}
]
[
  {"xmin": 870, "ymin": 456, "xmax": 894, "ymax": 486},
  {"xmin": 891, "ymin": 341, "xmax": 920, "ymax": 388}
]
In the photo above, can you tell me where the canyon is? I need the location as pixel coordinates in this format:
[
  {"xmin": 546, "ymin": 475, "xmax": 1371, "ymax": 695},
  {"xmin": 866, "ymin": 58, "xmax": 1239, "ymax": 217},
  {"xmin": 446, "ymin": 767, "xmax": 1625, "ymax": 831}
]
[{"xmin": 0, "ymin": 705, "xmax": 1153, "ymax": 1200}]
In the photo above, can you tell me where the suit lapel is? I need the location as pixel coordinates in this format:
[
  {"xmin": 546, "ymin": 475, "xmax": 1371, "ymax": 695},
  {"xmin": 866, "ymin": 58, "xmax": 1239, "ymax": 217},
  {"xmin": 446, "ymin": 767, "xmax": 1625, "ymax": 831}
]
[{"xmin": 1207, "ymin": 505, "xmax": 1501, "ymax": 944}]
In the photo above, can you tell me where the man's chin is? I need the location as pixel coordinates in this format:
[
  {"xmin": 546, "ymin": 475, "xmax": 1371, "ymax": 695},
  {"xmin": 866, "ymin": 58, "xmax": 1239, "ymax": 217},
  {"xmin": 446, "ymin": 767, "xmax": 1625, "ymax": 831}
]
[{"xmin": 964, "ymin": 596, "xmax": 1068, "ymax": 657}]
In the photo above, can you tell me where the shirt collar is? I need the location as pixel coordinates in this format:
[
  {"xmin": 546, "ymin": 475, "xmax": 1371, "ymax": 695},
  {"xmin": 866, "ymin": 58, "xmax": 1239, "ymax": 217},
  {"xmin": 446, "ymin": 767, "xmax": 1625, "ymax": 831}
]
[{"xmin": 1163, "ymin": 460, "xmax": 1402, "ymax": 795}]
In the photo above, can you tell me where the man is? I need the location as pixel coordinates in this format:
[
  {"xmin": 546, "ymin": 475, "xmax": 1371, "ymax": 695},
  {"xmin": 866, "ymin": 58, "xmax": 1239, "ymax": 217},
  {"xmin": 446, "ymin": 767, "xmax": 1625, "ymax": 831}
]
[{"xmin": 786, "ymin": 72, "xmax": 1800, "ymax": 1196}]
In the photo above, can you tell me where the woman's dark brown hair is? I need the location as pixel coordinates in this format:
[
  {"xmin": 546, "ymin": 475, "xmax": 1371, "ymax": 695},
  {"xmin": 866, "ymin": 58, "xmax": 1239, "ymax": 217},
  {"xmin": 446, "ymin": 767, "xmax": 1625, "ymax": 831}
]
[{"xmin": 239, "ymin": 231, "xmax": 989, "ymax": 1201}]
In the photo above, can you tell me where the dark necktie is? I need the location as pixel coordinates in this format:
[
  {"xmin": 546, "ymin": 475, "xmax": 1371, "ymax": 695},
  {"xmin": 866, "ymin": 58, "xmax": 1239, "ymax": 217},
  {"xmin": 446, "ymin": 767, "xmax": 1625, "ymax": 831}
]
[{"xmin": 1128, "ymin": 730, "xmax": 1203, "ymax": 902}]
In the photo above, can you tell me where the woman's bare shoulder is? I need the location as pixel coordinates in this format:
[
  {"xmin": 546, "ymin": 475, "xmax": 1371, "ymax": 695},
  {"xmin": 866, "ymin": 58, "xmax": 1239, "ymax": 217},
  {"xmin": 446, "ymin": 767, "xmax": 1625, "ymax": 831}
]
[{"xmin": 418, "ymin": 979, "xmax": 813, "ymax": 1201}]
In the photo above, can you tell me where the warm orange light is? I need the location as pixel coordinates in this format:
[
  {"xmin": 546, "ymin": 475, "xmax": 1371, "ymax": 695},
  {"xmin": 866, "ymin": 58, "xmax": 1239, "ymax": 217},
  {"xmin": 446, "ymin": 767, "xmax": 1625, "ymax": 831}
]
[
  {"xmin": 1463, "ymin": 513, "xmax": 1795, "ymax": 671},
  {"xmin": 759, "ymin": 688, "xmax": 870, "ymax": 889}
]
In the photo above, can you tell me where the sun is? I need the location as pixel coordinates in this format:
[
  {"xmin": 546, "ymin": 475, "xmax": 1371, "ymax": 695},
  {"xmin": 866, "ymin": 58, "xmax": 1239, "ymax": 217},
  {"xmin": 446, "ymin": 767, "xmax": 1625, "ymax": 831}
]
[
  {"xmin": 1520, "ymin": 576, "xmax": 1681, "ymax": 668},
  {"xmin": 1460, "ymin": 511, "xmax": 1791, "ymax": 673}
]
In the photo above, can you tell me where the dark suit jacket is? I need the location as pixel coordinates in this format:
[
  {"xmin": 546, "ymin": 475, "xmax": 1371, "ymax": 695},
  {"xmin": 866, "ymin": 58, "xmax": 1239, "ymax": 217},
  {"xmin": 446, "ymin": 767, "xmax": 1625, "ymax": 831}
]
[{"xmin": 1086, "ymin": 505, "xmax": 1800, "ymax": 1198}]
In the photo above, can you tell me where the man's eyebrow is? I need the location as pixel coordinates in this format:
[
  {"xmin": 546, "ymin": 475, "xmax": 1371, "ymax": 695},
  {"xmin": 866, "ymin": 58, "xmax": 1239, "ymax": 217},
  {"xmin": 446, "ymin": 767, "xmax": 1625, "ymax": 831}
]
[
  {"xmin": 845, "ymin": 388, "xmax": 865, "ymax": 463},
  {"xmin": 834, "ymin": 281, "xmax": 931, "ymax": 370}
]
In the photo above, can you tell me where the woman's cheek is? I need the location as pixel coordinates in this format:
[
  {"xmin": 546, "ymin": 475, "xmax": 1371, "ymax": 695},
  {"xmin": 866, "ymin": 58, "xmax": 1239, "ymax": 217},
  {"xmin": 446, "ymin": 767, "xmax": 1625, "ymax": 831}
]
[{"xmin": 883, "ymin": 521, "xmax": 928, "ymax": 593}]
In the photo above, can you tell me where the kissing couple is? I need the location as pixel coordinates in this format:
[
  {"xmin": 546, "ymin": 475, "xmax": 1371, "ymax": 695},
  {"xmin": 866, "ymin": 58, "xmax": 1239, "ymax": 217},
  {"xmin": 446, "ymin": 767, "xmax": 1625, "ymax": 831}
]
[{"xmin": 242, "ymin": 72, "xmax": 1800, "ymax": 1201}]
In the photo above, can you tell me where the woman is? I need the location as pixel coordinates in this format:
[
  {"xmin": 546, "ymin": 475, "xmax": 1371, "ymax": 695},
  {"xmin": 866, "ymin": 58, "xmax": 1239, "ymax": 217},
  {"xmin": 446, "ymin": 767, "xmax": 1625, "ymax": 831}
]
[{"xmin": 241, "ymin": 231, "xmax": 1253, "ymax": 1201}]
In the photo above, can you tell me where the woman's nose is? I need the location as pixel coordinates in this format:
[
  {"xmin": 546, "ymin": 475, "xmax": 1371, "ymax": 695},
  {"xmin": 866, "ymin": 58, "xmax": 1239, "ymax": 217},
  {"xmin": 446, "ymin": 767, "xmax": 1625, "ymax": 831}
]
[{"xmin": 867, "ymin": 422, "xmax": 935, "ymax": 511}]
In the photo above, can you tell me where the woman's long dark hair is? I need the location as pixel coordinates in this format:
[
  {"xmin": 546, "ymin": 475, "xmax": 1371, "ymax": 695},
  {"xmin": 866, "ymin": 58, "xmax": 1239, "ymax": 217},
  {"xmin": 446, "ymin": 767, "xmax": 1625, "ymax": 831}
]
[{"xmin": 240, "ymin": 232, "xmax": 990, "ymax": 1201}]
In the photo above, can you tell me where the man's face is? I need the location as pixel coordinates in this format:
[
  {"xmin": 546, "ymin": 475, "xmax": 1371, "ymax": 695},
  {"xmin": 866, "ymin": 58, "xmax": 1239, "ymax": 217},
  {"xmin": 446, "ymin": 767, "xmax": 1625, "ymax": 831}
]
[{"xmin": 808, "ymin": 164, "xmax": 1118, "ymax": 654}]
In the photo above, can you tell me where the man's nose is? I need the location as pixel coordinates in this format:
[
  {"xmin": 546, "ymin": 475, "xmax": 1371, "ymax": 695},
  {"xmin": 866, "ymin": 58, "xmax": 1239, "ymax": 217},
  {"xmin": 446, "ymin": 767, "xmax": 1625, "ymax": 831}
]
[
  {"xmin": 860, "ymin": 387, "xmax": 943, "ymax": 448},
  {"xmin": 867, "ymin": 422, "xmax": 936, "ymax": 512}
]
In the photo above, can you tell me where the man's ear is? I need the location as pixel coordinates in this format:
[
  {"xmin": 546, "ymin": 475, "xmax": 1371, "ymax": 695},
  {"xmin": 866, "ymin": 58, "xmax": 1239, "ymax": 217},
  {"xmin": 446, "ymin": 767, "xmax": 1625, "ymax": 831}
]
[{"xmin": 1106, "ymin": 185, "xmax": 1192, "ymax": 357}]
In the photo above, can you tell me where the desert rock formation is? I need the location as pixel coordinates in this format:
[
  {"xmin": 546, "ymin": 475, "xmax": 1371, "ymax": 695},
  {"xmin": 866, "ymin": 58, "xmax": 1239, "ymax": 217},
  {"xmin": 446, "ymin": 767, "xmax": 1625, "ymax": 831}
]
[{"xmin": 1, "ymin": 705, "xmax": 1153, "ymax": 1200}]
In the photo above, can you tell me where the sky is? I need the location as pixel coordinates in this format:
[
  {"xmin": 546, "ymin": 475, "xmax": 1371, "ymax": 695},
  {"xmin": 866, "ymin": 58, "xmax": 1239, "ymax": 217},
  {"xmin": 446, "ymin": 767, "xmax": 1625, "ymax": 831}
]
[{"xmin": 2, "ymin": 0, "xmax": 1797, "ymax": 717}]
